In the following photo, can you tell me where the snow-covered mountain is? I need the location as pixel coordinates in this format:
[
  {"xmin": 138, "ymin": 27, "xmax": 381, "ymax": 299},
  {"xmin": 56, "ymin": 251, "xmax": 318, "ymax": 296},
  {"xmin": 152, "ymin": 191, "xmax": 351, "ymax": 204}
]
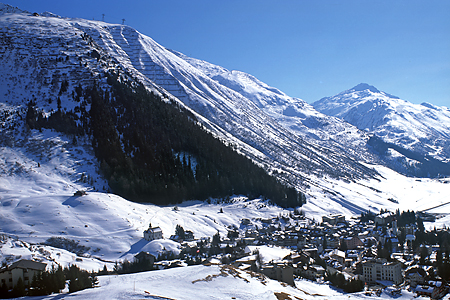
[
  {"xmin": 1, "ymin": 4, "xmax": 449, "ymax": 212},
  {"xmin": 313, "ymin": 83, "xmax": 450, "ymax": 176},
  {"xmin": 180, "ymin": 54, "xmax": 374, "ymax": 164},
  {"xmin": 0, "ymin": 5, "xmax": 382, "ymax": 196}
]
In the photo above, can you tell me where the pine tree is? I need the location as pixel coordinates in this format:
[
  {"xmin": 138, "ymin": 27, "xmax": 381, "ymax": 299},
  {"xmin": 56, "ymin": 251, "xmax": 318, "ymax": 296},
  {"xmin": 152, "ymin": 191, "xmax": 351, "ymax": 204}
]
[
  {"xmin": 175, "ymin": 224, "xmax": 185, "ymax": 239},
  {"xmin": 11, "ymin": 277, "xmax": 25, "ymax": 298}
]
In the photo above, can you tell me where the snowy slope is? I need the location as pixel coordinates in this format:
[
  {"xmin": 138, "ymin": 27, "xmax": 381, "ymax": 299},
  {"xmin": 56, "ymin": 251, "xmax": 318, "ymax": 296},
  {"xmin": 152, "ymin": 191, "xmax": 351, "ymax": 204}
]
[
  {"xmin": 66, "ymin": 16, "xmax": 382, "ymax": 186},
  {"xmin": 29, "ymin": 264, "xmax": 420, "ymax": 300},
  {"xmin": 313, "ymin": 83, "xmax": 450, "ymax": 163},
  {"xmin": 0, "ymin": 126, "xmax": 291, "ymax": 265},
  {"xmin": 2, "ymin": 127, "xmax": 449, "ymax": 268}
]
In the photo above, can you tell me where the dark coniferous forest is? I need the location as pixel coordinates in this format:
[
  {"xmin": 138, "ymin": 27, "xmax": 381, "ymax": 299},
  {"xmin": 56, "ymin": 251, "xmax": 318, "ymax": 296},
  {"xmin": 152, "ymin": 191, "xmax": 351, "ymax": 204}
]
[{"xmin": 26, "ymin": 73, "xmax": 305, "ymax": 208}]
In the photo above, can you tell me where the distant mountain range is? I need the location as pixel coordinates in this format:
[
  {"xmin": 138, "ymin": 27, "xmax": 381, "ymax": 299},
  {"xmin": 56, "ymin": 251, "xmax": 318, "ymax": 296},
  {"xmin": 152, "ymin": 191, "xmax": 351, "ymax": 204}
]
[{"xmin": 313, "ymin": 83, "xmax": 450, "ymax": 177}]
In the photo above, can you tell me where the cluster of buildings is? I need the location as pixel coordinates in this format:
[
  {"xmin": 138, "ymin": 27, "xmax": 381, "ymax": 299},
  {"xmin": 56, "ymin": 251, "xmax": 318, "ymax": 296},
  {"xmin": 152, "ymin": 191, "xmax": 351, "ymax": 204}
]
[
  {"xmin": 144, "ymin": 211, "xmax": 447, "ymax": 297},
  {"xmin": 2, "ymin": 210, "xmax": 446, "ymax": 297}
]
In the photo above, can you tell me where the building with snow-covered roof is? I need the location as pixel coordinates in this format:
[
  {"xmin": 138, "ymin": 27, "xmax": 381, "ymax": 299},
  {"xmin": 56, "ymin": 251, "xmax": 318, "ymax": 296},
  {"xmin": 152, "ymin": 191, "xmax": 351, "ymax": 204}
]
[
  {"xmin": 322, "ymin": 214, "xmax": 345, "ymax": 225},
  {"xmin": 415, "ymin": 281, "xmax": 449, "ymax": 299},
  {"xmin": 144, "ymin": 224, "xmax": 163, "ymax": 241},
  {"xmin": 343, "ymin": 236, "xmax": 363, "ymax": 250},
  {"xmin": 261, "ymin": 263, "xmax": 294, "ymax": 286},
  {"xmin": 374, "ymin": 212, "xmax": 394, "ymax": 226},
  {"xmin": 327, "ymin": 249, "xmax": 346, "ymax": 265}
]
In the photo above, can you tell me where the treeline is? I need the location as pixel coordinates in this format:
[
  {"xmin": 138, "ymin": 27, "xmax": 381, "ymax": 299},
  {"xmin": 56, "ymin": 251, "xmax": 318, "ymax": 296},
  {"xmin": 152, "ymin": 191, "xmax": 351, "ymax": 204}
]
[
  {"xmin": 25, "ymin": 73, "xmax": 305, "ymax": 207},
  {"xmin": 0, "ymin": 264, "xmax": 97, "ymax": 298},
  {"xmin": 25, "ymin": 100, "xmax": 84, "ymax": 136}
]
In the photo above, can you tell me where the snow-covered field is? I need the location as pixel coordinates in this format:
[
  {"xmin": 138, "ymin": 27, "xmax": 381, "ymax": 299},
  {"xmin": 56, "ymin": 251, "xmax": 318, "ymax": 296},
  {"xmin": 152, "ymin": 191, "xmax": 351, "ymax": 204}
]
[
  {"xmin": 24, "ymin": 263, "xmax": 424, "ymax": 300},
  {"xmin": 0, "ymin": 128, "xmax": 291, "ymax": 267},
  {"xmin": 304, "ymin": 164, "xmax": 450, "ymax": 230}
]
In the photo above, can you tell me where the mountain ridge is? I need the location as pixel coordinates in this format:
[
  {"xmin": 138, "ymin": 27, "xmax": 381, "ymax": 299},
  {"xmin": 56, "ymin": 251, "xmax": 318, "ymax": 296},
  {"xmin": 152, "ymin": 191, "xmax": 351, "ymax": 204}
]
[{"xmin": 313, "ymin": 83, "xmax": 450, "ymax": 176}]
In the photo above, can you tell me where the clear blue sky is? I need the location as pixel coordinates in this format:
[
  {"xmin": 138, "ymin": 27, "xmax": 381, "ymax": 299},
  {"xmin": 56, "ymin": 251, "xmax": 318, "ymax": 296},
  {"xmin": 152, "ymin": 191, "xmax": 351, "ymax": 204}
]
[{"xmin": 5, "ymin": 0, "xmax": 450, "ymax": 107}]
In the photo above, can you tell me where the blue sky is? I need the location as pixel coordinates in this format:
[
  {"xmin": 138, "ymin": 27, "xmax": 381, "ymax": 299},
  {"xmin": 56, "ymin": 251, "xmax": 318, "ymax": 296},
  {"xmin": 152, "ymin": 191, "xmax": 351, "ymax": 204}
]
[{"xmin": 5, "ymin": 0, "xmax": 450, "ymax": 107}]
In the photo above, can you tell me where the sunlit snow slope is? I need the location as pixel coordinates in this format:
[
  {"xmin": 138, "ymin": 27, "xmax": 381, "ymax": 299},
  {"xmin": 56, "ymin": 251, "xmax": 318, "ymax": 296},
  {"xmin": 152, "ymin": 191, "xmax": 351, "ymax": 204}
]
[{"xmin": 29, "ymin": 264, "xmax": 419, "ymax": 300}]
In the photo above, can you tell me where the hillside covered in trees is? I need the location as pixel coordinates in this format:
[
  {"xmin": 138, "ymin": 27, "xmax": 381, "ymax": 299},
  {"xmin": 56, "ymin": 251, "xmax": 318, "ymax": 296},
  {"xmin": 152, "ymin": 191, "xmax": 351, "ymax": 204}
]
[{"xmin": 26, "ymin": 73, "xmax": 305, "ymax": 208}]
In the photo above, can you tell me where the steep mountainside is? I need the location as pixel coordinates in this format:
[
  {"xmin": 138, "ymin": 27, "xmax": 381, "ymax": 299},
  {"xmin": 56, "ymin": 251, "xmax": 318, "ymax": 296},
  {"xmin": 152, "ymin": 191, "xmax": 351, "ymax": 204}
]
[
  {"xmin": 0, "ymin": 8, "xmax": 306, "ymax": 206},
  {"xmin": 0, "ymin": 8, "xmax": 380, "ymax": 198},
  {"xmin": 179, "ymin": 54, "xmax": 374, "ymax": 164},
  {"xmin": 313, "ymin": 84, "xmax": 450, "ymax": 177}
]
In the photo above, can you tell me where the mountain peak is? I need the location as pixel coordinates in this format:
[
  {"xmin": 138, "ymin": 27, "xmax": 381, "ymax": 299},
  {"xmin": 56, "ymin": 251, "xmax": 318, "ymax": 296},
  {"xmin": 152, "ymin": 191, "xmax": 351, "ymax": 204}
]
[
  {"xmin": 0, "ymin": 3, "xmax": 28, "ymax": 14},
  {"xmin": 350, "ymin": 83, "xmax": 380, "ymax": 93}
]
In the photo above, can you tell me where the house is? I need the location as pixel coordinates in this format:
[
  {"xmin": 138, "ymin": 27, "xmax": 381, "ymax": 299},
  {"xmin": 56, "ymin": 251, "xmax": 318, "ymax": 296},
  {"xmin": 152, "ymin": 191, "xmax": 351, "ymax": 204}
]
[
  {"xmin": 144, "ymin": 224, "xmax": 163, "ymax": 241},
  {"xmin": 322, "ymin": 214, "xmax": 345, "ymax": 226},
  {"xmin": 261, "ymin": 263, "xmax": 294, "ymax": 286},
  {"xmin": 415, "ymin": 281, "xmax": 449, "ymax": 299},
  {"xmin": 184, "ymin": 230, "xmax": 195, "ymax": 241},
  {"xmin": 328, "ymin": 249, "xmax": 346, "ymax": 265},
  {"xmin": 344, "ymin": 236, "xmax": 364, "ymax": 250},
  {"xmin": 406, "ymin": 270, "xmax": 426, "ymax": 288},
  {"xmin": 0, "ymin": 259, "xmax": 46, "ymax": 289},
  {"xmin": 299, "ymin": 264, "xmax": 325, "ymax": 280},
  {"xmin": 374, "ymin": 212, "xmax": 394, "ymax": 226},
  {"xmin": 134, "ymin": 251, "xmax": 156, "ymax": 266}
]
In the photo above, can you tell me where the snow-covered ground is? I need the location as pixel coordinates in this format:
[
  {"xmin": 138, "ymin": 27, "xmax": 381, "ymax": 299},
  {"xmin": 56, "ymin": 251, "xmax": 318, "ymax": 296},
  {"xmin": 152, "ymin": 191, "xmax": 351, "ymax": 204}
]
[
  {"xmin": 302, "ymin": 164, "xmax": 450, "ymax": 230},
  {"xmin": 0, "ymin": 128, "xmax": 290, "ymax": 267},
  {"xmin": 25, "ymin": 263, "xmax": 423, "ymax": 300}
]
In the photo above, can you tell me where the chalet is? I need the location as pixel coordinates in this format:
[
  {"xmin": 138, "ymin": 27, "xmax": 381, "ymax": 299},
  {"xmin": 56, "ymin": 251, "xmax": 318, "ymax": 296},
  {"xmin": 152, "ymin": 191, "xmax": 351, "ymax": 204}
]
[
  {"xmin": 298, "ymin": 264, "xmax": 325, "ymax": 280},
  {"xmin": 375, "ymin": 212, "xmax": 394, "ymax": 226},
  {"xmin": 134, "ymin": 251, "xmax": 156, "ymax": 266},
  {"xmin": 405, "ymin": 268, "xmax": 426, "ymax": 288},
  {"xmin": 143, "ymin": 224, "xmax": 163, "ymax": 241},
  {"xmin": 415, "ymin": 281, "xmax": 448, "ymax": 299},
  {"xmin": 328, "ymin": 249, "xmax": 346, "ymax": 265},
  {"xmin": 184, "ymin": 230, "xmax": 195, "ymax": 241},
  {"xmin": 0, "ymin": 259, "xmax": 46, "ymax": 289}
]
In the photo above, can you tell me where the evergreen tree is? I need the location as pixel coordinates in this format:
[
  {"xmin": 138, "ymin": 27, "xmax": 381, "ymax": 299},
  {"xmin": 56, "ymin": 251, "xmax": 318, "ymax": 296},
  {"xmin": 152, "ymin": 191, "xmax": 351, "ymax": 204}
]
[
  {"xmin": 0, "ymin": 282, "xmax": 9, "ymax": 298},
  {"xmin": 175, "ymin": 224, "xmax": 185, "ymax": 240},
  {"xmin": 212, "ymin": 231, "xmax": 220, "ymax": 246},
  {"xmin": 11, "ymin": 277, "xmax": 25, "ymax": 298}
]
